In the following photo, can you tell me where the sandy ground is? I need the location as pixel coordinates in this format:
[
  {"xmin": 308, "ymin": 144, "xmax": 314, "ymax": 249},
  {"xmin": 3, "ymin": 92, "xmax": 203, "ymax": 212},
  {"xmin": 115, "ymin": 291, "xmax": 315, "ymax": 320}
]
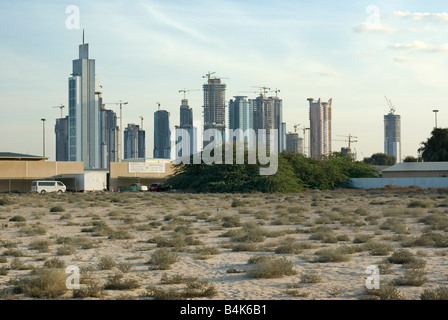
[{"xmin": 0, "ymin": 188, "xmax": 447, "ymax": 300}]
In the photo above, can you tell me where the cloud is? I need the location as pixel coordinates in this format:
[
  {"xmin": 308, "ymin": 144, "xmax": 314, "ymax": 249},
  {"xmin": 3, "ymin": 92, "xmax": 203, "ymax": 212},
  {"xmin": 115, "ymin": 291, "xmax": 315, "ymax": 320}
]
[
  {"xmin": 393, "ymin": 11, "xmax": 448, "ymax": 24},
  {"xmin": 353, "ymin": 23, "xmax": 398, "ymax": 34},
  {"xmin": 316, "ymin": 71, "xmax": 340, "ymax": 77},
  {"xmin": 389, "ymin": 40, "xmax": 448, "ymax": 52},
  {"xmin": 393, "ymin": 56, "xmax": 420, "ymax": 63}
]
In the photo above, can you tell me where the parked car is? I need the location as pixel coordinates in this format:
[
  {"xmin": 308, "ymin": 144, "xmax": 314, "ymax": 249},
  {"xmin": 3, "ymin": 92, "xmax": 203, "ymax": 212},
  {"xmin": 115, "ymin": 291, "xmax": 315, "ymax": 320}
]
[
  {"xmin": 149, "ymin": 183, "xmax": 171, "ymax": 192},
  {"xmin": 31, "ymin": 181, "xmax": 66, "ymax": 194},
  {"xmin": 118, "ymin": 183, "xmax": 148, "ymax": 192}
]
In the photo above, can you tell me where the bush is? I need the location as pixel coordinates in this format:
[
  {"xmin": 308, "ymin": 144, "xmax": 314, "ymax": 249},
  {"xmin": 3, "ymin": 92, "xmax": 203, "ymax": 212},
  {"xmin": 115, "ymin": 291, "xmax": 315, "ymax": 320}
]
[
  {"xmin": 73, "ymin": 281, "xmax": 104, "ymax": 298},
  {"xmin": 9, "ymin": 216, "xmax": 26, "ymax": 222},
  {"xmin": 393, "ymin": 269, "xmax": 428, "ymax": 286},
  {"xmin": 29, "ymin": 240, "xmax": 51, "ymax": 253},
  {"xmin": 146, "ymin": 280, "xmax": 217, "ymax": 300},
  {"xmin": 246, "ymin": 256, "xmax": 297, "ymax": 279},
  {"xmin": 97, "ymin": 256, "xmax": 116, "ymax": 270},
  {"xmin": 108, "ymin": 230, "xmax": 134, "ymax": 240},
  {"xmin": 43, "ymin": 258, "xmax": 66, "ymax": 269},
  {"xmin": 407, "ymin": 200, "xmax": 430, "ymax": 208},
  {"xmin": 363, "ymin": 286, "xmax": 404, "ymax": 300},
  {"xmin": 104, "ymin": 272, "xmax": 140, "ymax": 290},
  {"xmin": 147, "ymin": 248, "xmax": 178, "ymax": 270},
  {"xmin": 0, "ymin": 198, "xmax": 13, "ymax": 206},
  {"xmin": 421, "ymin": 286, "xmax": 448, "ymax": 300},
  {"xmin": 353, "ymin": 234, "xmax": 374, "ymax": 244},
  {"xmin": 300, "ymin": 271, "xmax": 322, "ymax": 283},
  {"xmin": 314, "ymin": 248, "xmax": 352, "ymax": 263},
  {"xmin": 14, "ymin": 268, "xmax": 68, "ymax": 298},
  {"xmin": 50, "ymin": 206, "xmax": 65, "ymax": 213},
  {"xmin": 388, "ymin": 249, "xmax": 416, "ymax": 265},
  {"xmin": 222, "ymin": 215, "xmax": 242, "ymax": 228},
  {"xmin": 363, "ymin": 242, "xmax": 395, "ymax": 256},
  {"xmin": 56, "ymin": 244, "xmax": 76, "ymax": 256}
]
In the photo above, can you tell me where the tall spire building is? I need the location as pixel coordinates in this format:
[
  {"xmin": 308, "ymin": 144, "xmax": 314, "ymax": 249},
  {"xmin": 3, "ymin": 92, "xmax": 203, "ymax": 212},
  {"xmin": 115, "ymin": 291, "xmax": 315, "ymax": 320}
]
[
  {"xmin": 68, "ymin": 31, "xmax": 100, "ymax": 168},
  {"xmin": 154, "ymin": 108, "xmax": 171, "ymax": 159},
  {"xmin": 175, "ymin": 98, "xmax": 197, "ymax": 160}
]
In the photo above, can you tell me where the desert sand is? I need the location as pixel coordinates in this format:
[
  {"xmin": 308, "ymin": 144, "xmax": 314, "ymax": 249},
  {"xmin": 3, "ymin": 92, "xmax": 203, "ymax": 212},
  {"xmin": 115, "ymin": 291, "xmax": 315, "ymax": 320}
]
[{"xmin": 0, "ymin": 187, "xmax": 447, "ymax": 300}]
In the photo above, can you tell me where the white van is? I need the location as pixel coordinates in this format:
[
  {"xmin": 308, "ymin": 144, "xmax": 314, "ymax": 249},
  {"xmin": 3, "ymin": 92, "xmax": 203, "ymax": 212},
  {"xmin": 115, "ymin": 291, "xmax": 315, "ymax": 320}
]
[{"xmin": 31, "ymin": 181, "xmax": 66, "ymax": 194}]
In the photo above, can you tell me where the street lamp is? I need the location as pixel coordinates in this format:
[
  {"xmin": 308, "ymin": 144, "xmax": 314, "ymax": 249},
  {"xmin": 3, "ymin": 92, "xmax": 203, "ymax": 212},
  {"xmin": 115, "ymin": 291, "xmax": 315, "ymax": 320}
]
[
  {"xmin": 41, "ymin": 118, "xmax": 46, "ymax": 157},
  {"xmin": 433, "ymin": 109, "xmax": 439, "ymax": 128}
]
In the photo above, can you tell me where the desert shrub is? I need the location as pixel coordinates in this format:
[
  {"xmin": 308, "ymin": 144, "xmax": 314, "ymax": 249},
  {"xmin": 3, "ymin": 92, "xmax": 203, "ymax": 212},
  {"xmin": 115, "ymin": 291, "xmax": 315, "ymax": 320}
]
[
  {"xmin": 9, "ymin": 257, "xmax": 25, "ymax": 270},
  {"xmin": 300, "ymin": 271, "xmax": 322, "ymax": 283},
  {"xmin": 117, "ymin": 262, "xmax": 132, "ymax": 273},
  {"xmin": 246, "ymin": 256, "xmax": 297, "ymax": 279},
  {"xmin": 0, "ymin": 198, "xmax": 13, "ymax": 206},
  {"xmin": 73, "ymin": 281, "xmax": 104, "ymax": 298},
  {"xmin": 97, "ymin": 256, "xmax": 116, "ymax": 270},
  {"xmin": 147, "ymin": 248, "xmax": 178, "ymax": 270},
  {"xmin": 29, "ymin": 240, "xmax": 51, "ymax": 253},
  {"xmin": 146, "ymin": 280, "xmax": 217, "ymax": 300},
  {"xmin": 14, "ymin": 268, "xmax": 67, "ymax": 298},
  {"xmin": 160, "ymin": 273, "xmax": 198, "ymax": 284},
  {"xmin": 388, "ymin": 249, "xmax": 416, "ymax": 265},
  {"xmin": 363, "ymin": 286, "xmax": 404, "ymax": 300},
  {"xmin": 0, "ymin": 257, "xmax": 7, "ymax": 263},
  {"xmin": 228, "ymin": 223, "xmax": 266, "ymax": 243},
  {"xmin": 104, "ymin": 272, "xmax": 140, "ymax": 290},
  {"xmin": 150, "ymin": 234, "xmax": 202, "ymax": 248},
  {"xmin": 231, "ymin": 243, "xmax": 260, "ymax": 252},
  {"xmin": 0, "ymin": 267, "xmax": 8, "ymax": 275},
  {"xmin": 9, "ymin": 216, "xmax": 26, "ymax": 222},
  {"xmin": 402, "ymin": 232, "xmax": 448, "ymax": 248},
  {"xmin": 231, "ymin": 199, "xmax": 245, "ymax": 207},
  {"xmin": 393, "ymin": 269, "xmax": 428, "ymax": 286},
  {"xmin": 420, "ymin": 286, "xmax": 448, "ymax": 300},
  {"xmin": 43, "ymin": 258, "xmax": 66, "ymax": 269},
  {"xmin": 407, "ymin": 200, "xmax": 430, "ymax": 208},
  {"xmin": 60, "ymin": 213, "xmax": 72, "ymax": 220},
  {"xmin": 314, "ymin": 247, "xmax": 352, "ymax": 263},
  {"xmin": 81, "ymin": 220, "xmax": 112, "ymax": 236},
  {"xmin": 3, "ymin": 249, "xmax": 25, "ymax": 257},
  {"xmin": 363, "ymin": 241, "xmax": 395, "ymax": 256},
  {"xmin": 19, "ymin": 226, "xmax": 47, "ymax": 236},
  {"xmin": 419, "ymin": 214, "xmax": 448, "ymax": 231},
  {"xmin": 56, "ymin": 244, "xmax": 77, "ymax": 256},
  {"xmin": 108, "ymin": 230, "xmax": 134, "ymax": 240},
  {"xmin": 222, "ymin": 215, "xmax": 241, "ymax": 228},
  {"xmin": 353, "ymin": 234, "xmax": 374, "ymax": 244},
  {"xmin": 50, "ymin": 205, "xmax": 65, "ymax": 213}
]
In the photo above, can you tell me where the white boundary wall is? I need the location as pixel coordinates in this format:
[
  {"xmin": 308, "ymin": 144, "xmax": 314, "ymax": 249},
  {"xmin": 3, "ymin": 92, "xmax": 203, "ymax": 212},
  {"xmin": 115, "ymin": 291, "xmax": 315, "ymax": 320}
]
[{"xmin": 350, "ymin": 177, "xmax": 448, "ymax": 189}]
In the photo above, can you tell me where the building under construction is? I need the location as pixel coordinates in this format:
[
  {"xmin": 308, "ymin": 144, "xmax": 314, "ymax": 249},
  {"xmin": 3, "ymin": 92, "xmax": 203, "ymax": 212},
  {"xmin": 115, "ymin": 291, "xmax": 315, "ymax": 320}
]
[{"xmin": 203, "ymin": 75, "xmax": 226, "ymax": 148}]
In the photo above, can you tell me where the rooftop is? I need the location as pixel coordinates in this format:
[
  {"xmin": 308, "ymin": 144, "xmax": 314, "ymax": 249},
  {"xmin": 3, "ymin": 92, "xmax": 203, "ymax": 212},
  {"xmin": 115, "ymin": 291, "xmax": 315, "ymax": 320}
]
[
  {"xmin": 0, "ymin": 152, "xmax": 47, "ymax": 161},
  {"xmin": 382, "ymin": 162, "xmax": 448, "ymax": 172}
]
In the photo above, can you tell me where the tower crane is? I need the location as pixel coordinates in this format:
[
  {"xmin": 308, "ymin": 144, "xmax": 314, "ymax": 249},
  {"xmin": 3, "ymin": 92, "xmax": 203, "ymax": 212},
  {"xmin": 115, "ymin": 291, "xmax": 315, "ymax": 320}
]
[
  {"xmin": 335, "ymin": 134, "xmax": 358, "ymax": 152},
  {"xmin": 252, "ymin": 86, "xmax": 271, "ymax": 96},
  {"xmin": 139, "ymin": 116, "xmax": 144, "ymax": 129},
  {"xmin": 384, "ymin": 96, "xmax": 395, "ymax": 114},
  {"xmin": 53, "ymin": 105, "xmax": 65, "ymax": 118},
  {"xmin": 179, "ymin": 89, "xmax": 200, "ymax": 99},
  {"xmin": 156, "ymin": 102, "xmax": 161, "ymax": 110}
]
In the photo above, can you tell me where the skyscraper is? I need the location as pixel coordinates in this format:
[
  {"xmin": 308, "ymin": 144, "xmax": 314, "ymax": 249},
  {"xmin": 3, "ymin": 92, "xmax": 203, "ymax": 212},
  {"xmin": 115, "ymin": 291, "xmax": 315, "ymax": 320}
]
[
  {"xmin": 124, "ymin": 124, "xmax": 145, "ymax": 159},
  {"xmin": 228, "ymin": 96, "xmax": 254, "ymax": 147},
  {"xmin": 55, "ymin": 117, "xmax": 69, "ymax": 161},
  {"xmin": 270, "ymin": 96, "xmax": 286, "ymax": 152},
  {"xmin": 252, "ymin": 94, "xmax": 274, "ymax": 149},
  {"xmin": 384, "ymin": 109, "xmax": 401, "ymax": 163},
  {"xmin": 203, "ymin": 76, "xmax": 226, "ymax": 148},
  {"xmin": 154, "ymin": 109, "xmax": 171, "ymax": 159},
  {"xmin": 286, "ymin": 133, "xmax": 303, "ymax": 154},
  {"xmin": 99, "ymin": 105, "xmax": 119, "ymax": 168},
  {"xmin": 175, "ymin": 98, "xmax": 197, "ymax": 160},
  {"xmin": 68, "ymin": 32, "xmax": 100, "ymax": 168},
  {"xmin": 308, "ymin": 98, "xmax": 332, "ymax": 159}
]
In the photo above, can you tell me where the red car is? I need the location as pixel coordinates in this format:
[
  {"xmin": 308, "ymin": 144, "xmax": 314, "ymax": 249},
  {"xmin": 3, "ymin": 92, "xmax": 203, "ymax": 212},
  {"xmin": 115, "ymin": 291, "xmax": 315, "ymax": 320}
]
[{"xmin": 149, "ymin": 183, "xmax": 171, "ymax": 192}]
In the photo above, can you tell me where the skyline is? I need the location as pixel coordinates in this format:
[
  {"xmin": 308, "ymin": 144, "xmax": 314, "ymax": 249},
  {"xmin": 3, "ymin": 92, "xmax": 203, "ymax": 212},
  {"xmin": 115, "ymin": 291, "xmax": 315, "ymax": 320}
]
[{"xmin": 1, "ymin": 1, "xmax": 448, "ymax": 161}]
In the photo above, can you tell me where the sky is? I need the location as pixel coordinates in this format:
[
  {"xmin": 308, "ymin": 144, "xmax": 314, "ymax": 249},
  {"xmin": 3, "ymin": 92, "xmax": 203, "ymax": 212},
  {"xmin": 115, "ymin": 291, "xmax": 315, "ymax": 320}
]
[{"xmin": 1, "ymin": 0, "xmax": 448, "ymax": 161}]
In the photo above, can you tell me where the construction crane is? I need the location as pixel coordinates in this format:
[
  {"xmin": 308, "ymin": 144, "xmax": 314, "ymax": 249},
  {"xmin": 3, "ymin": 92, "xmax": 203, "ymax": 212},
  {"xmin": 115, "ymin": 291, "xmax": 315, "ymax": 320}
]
[
  {"xmin": 179, "ymin": 89, "xmax": 200, "ymax": 99},
  {"xmin": 252, "ymin": 86, "xmax": 271, "ymax": 96},
  {"xmin": 273, "ymin": 89, "xmax": 281, "ymax": 97},
  {"xmin": 139, "ymin": 116, "xmax": 144, "ymax": 129},
  {"xmin": 293, "ymin": 124, "xmax": 310, "ymax": 156},
  {"xmin": 53, "ymin": 105, "xmax": 65, "ymax": 118},
  {"xmin": 335, "ymin": 134, "xmax": 358, "ymax": 153},
  {"xmin": 156, "ymin": 101, "xmax": 161, "ymax": 110},
  {"xmin": 103, "ymin": 100, "xmax": 128, "ymax": 162},
  {"xmin": 385, "ymin": 96, "xmax": 395, "ymax": 114}
]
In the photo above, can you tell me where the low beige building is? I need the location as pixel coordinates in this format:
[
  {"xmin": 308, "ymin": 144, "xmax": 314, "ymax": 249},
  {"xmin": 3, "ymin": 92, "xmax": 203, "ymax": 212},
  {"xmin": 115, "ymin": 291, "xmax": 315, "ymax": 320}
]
[{"xmin": 382, "ymin": 162, "xmax": 448, "ymax": 178}]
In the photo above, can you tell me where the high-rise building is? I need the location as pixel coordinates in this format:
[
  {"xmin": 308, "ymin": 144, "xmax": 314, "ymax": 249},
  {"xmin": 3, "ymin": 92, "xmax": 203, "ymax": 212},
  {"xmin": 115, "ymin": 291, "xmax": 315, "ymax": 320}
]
[
  {"xmin": 228, "ymin": 96, "xmax": 254, "ymax": 147},
  {"xmin": 270, "ymin": 96, "xmax": 286, "ymax": 152},
  {"xmin": 384, "ymin": 109, "xmax": 401, "ymax": 163},
  {"xmin": 68, "ymin": 32, "xmax": 100, "ymax": 169},
  {"xmin": 99, "ymin": 105, "xmax": 119, "ymax": 167},
  {"xmin": 286, "ymin": 133, "xmax": 303, "ymax": 154},
  {"xmin": 55, "ymin": 117, "xmax": 69, "ymax": 161},
  {"xmin": 203, "ymin": 76, "xmax": 226, "ymax": 148},
  {"xmin": 252, "ymin": 94, "xmax": 274, "ymax": 150},
  {"xmin": 124, "ymin": 124, "xmax": 145, "ymax": 159},
  {"xmin": 308, "ymin": 98, "xmax": 332, "ymax": 159},
  {"xmin": 154, "ymin": 109, "xmax": 171, "ymax": 159},
  {"xmin": 175, "ymin": 99, "xmax": 197, "ymax": 160}
]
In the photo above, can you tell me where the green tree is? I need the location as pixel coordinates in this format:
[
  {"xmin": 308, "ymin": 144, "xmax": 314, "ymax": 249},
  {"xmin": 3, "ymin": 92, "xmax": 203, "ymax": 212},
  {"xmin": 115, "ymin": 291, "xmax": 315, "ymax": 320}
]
[
  {"xmin": 403, "ymin": 156, "xmax": 418, "ymax": 162},
  {"xmin": 418, "ymin": 128, "xmax": 448, "ymax": 162},
  {"xmin": 363, "ymin": 153, "xmax": 396, "ymax": 166}
]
